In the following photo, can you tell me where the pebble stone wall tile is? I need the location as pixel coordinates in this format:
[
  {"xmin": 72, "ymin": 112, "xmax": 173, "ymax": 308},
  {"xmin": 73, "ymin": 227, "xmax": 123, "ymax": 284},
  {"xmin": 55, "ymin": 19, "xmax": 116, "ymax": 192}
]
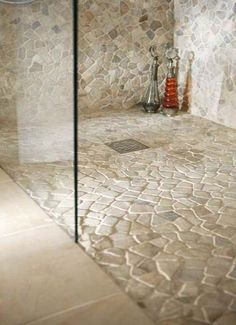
[
  {"xmin": 175, "ymin": 0, "xmax": 236, "ymax": 129},
  {"xmin": 0, "ymin": 0, "xmax": 73, "ymax": 126},
  {"xmin": 79, "ymin": 0, "xmax": 174, "ymax": 113},
  {"xmin": 1, "ymin": 107, "xmax": 236, "ymax": 324},
  {"xmin": 1, "ymin": 0, "xmax": 235, "ymax": 129},
  {"xmin": 0, "ymin": 0, "xmax": 174, "ymax": 122}
]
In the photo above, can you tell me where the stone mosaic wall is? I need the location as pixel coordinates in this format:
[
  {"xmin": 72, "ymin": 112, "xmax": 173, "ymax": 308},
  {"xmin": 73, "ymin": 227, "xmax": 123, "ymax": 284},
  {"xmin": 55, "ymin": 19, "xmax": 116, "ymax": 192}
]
[
  {"xmin": 0, "ymin": 0, "xmax": 73, "ymax": 127},
  {"xmin": 175, "ymin": 0, "xmax": 236, "ymax": 129},
  {"xmin": 1, "ymin": 0, "xmax": 236, "ymax": 129},
  {"xmin": 0, "ymin": 0, "xmax": 174, "ymax": 120},
  {"xmin": 0, "ymin": 4, "xmax": 17, "ymax": 125},
  {"xmin": 0, "ymin": 0, "xmax": 73, "ymax": 162},
  {"xmin": 79, "ymin": 0, "xmax": 174, "ymax": 112}
]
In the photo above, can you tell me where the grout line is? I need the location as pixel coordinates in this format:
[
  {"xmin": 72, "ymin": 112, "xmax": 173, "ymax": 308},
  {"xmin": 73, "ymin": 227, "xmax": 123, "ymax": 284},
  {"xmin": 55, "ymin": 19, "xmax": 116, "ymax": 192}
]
[
  {"xmin": 24, "ymin": 292, "xmax": 119, "ymax": 325},
  {"xmin": 0, "ymin": 222, "xmax": 54, "ymax": 239}
]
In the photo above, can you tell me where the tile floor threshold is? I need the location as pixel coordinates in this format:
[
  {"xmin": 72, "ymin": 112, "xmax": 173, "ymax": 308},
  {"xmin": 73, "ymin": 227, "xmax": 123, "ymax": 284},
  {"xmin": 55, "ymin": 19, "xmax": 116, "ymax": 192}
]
[{"xmin": 0, "ymin": 168, "xmax": 153, "ymax": 325}]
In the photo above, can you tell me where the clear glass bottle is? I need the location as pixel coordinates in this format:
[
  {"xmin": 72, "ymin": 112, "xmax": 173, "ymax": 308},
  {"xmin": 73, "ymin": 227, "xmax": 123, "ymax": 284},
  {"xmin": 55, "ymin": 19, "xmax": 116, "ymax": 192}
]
[{"xmin": 142, "ymin": 46, "xmax": 160, "ymax": 113}]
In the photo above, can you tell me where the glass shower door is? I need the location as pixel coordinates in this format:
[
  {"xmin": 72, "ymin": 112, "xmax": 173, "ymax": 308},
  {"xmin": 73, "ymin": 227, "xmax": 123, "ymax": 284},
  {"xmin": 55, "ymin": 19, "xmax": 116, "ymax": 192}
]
[{"xmin": 0, "ymin": 0, "xmax": 78, "ymax": 239}]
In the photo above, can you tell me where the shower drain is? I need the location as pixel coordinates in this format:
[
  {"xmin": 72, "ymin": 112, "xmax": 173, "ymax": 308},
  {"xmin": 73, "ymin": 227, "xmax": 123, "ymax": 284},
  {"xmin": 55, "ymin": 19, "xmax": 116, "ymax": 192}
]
[{"xmin": 105, "ymin": 139, "xmax": 149, "ymax": 154}]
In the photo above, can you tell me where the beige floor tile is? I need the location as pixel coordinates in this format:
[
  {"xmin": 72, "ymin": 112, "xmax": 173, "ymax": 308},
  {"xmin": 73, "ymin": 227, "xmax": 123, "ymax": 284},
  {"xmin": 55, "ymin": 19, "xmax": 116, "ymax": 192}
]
[
  {"xmin": 0, "ymin": 168, "xmax": 12, "ymax": 183},
  {"xmin": 28, "ymin": 293, "xmax": 154, "ymax": 325},
  {"xmin": 0, "ymin": 224, "xmax": 120, "ymax": 325},
  {"xmin": 0, "ymin": 181, "xmax": 52, "ymax": 237}
]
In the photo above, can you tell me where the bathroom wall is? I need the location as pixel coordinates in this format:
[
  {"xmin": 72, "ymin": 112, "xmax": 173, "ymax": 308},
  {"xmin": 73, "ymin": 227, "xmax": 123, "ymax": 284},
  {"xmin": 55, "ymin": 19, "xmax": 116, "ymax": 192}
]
[
  {"xmin": 0, "ymin": 4, "xmax": 17, "ymax": 125},
  {"xmin": 0, "ymin": 0, "xmax": 174, "ymax": 120},
  {"xmin": 79, "ymin": 0, "xmax": 174, "ymax": 113},
  {"xmin": 0, "ymin": 0, "xmax": 73, "ymax": 162},
  {"xmin": 0, "ymin": 0, "xmax": 72, "ymax": 127},
  {"xmin": 175, "ymin": 0, "xmax": 236, "ymax": 129},
  {"xmin": 2, "ymin": 0, "xmax": 235, "ymax": 129}
]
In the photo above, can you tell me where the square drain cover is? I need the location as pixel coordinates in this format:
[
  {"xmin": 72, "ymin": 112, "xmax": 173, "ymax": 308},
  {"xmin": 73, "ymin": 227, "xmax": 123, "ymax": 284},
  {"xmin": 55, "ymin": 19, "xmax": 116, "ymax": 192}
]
[{"xmin": 106, "ymin": 139, "xmax": 149, "ymax": 154}]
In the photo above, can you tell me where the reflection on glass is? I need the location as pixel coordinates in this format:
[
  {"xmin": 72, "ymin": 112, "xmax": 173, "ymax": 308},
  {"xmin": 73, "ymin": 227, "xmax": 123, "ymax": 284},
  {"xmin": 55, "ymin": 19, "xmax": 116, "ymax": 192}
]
[{"xmin": 0, "ymin": 0, "xmax": 75, "ymax": 236}]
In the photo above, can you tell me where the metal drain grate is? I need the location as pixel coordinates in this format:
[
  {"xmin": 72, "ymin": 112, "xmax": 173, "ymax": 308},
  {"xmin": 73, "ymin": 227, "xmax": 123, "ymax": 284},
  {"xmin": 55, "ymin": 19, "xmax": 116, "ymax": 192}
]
[{"xmin": 105, "ymin": 139, "xmax": 149, "ymax": 154}]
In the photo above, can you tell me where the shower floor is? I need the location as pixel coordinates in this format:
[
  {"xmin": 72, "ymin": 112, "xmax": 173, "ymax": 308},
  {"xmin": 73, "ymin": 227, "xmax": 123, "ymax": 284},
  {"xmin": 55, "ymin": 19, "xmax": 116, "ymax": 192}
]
[{"xmin": 1, "ymin": 106, "xmax": 236, "ymax": 324}]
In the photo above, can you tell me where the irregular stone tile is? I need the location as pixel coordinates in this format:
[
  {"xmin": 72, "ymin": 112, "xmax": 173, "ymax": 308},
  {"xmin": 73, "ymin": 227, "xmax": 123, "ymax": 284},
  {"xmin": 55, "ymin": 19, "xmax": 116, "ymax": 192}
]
[
  {"xmin": 112, "ymin": 201, "xmax": 131, "ymax": 210},
  {"xmin": 90, "ymin": 203, "xmax": 108, "ymax": 212},
  {"xmin": 143, "ymin": 292, "xmax": 169, "ymax": 319},
  {"xmin": 150, "ymin": 237, "xmax": 169, "ymax": 249},
  {"xmin": 96, "ymin": 252, "xmax": 125, "ymax": 266},
  {"xmin": 218, "ymin": 213, "xmax": 236, "ymax": 227},
  {"xmin": 138, "ymin": 272, "xmax": 164, "ymax": 288},
  {"xmin": 115, "ymin": 220, "xmax": 130, "ymax": 234},
  {"xmin": 83, "ymin": 218, "xmax": 101, "ymax": 226},
  {"xmin": 102, "ymin": 216, "xmax": 118, "ymax": 226},
  {"xmin": 126, "ymin": 279, "xmax": 153, "ymax": 301},
  {"xmin": 136, "ymin": 232, "xmax": 161, "ymax": 243},
  {"xmin": 197, "ymin": 290, "xmax": 232, "ymax": 310},
  {"xmin": 220, "ymin": 279, "xmax": 236, "ymax": 295},
  {"xmin": 174, "ymin": 217, "xmax": 193, "ymax": 231},
  {"xmin": 106, "ymin": 264, "xmax": 130, "ymax": 281},
  {"xmin": 130, "ymin": 203, "xmax": 155, "ymax": 214},
  {"xmin": 126, "ymin": 252, "xmax": 143, "ymax": 266},
  {"xmin": 130, "ymin": 222, "xmax": 150, "ymax": 235},
  {"xmin": 136, "ymin": 215, "xmax": 152, "ymax": 226},
  {"xmin": 157, "ymin": 211, "xmax": 180, "ymax": 221},
  {"xmin": 156, "ymin": 260, "xmax": 180, "ymax": 281},
  {"xmin": 96, "ymin": 225, "xmax": 113, "ymax": 236},
  {"xmin": 184, "ymin": 259, "xmax": 206, "ymax": 270},
  {"xmin": 178, "ymin": 282, "xmax": 199, "ymax": 298},
  {"xmin": 215, "ymin": 313, "xmax": 236, "ymax": 325},
  {"xmin": 138, "ymin": 259, "xmax": 157, "ymax": 273},
  {"xmin": 131, "ymin": 243, "xmax": 159, "ymax": 258},
  {"xmin": 165, "ymin": 241, "xmax": 188, "ymax": 255},
  {"xmin": 193, "ymin": 206, "xmax": 212, "ymax": 217},
  {"xmin": 206, "ymin": 257, "xmax": 233, "ymax": 277},
  {"xmin": 93, "ymin": 237, "xmax": 113, "ymax": 250},
  {"xmin": 228, "ymin": 265, "xmax": 236, "ymax": 279},
  {"xmin": 202, "ymin": 306, "xmax": 226, "ymax": 323},
  {"xmin": 159, "ymin": 299, "xmax": 184, "ymax": 321},
  {"xmin": 178, "ymin": 268, "xmax": 204, "ymax": 282},
  {"xmin": 104, "ymin": 206, "xmax": 126, "ymax": 217},
  {"xmin": 110, "ymin": 233, "xmax": 137, "ymax": 249},
  {"xmin": 3, "ymin": 103, "xmax": 236, "ymax": 325}
]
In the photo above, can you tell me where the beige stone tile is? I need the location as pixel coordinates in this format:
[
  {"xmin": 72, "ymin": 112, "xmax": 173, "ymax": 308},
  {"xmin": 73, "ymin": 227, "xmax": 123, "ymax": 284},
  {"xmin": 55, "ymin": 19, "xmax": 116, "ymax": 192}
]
[
  {"xmin": 0, "ymin": 181, "xmax": 52, "ymax": 237},
  {"xmin": 0, "ymin": 168, "xmax": 12, "ymax": 183},
  {"xmin": 28, "ymin": 293, "xmax": 154, "ymax": 325},
  {"xmin": 215, "ymin": 312, "xmax": 236, "ymax": 325},
  {"xmin": 0, "ymin": 224, "xmax": 120, "ymax": 325}
]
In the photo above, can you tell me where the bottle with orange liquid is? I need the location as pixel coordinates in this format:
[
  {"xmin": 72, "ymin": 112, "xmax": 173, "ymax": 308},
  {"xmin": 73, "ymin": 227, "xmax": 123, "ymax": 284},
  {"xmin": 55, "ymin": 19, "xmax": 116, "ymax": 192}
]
[{"xmin": 162, "ymin": 47, "xmax": 180, "ymax": 116}]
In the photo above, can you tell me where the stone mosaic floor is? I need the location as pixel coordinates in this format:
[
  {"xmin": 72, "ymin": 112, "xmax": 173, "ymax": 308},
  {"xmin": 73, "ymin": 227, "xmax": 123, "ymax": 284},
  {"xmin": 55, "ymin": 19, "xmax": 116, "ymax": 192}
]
[{"xmin": 1, "ymin": 107, "xmax": 236, "ymax": 324}]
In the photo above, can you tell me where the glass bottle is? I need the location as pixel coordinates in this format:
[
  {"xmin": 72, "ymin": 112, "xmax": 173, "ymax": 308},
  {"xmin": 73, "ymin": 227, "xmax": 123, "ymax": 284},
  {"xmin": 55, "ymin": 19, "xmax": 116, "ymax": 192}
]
[
  {"xmin": 162, "ymin": 47, "xmax": 180, "ymax": 116},
  {"xmin": 181, "ymin": 51, "xmax": 194, "ymax": 112},
  {"xmin": 142, "ymin": 46, "xmax": 161, "ymax": 113}
]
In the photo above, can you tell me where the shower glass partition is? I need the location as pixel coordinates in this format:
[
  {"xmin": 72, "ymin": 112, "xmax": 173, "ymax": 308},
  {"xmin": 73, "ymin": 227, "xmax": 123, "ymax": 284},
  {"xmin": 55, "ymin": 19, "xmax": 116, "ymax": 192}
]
[{"xmin": 0, "ymin": 0, "xmax": 78, "ymax": 239}]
